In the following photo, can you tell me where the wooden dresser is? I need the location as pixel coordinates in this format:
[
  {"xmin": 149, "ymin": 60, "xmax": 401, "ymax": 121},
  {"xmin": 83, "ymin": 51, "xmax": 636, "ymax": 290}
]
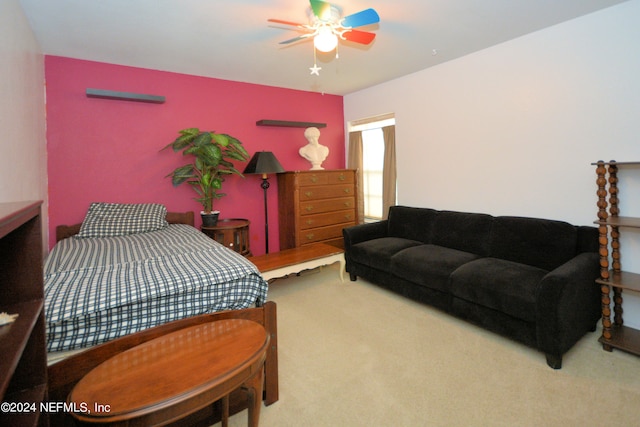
[{"xmin": 277, "ymin": 169, "xmax": 358, "ymax": 250}]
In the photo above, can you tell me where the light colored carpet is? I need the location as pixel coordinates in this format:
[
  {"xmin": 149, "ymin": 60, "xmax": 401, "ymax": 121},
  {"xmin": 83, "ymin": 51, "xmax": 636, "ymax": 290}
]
[{"xmin": 219, "ymin": 264, "xmax": 640, "ymax": 427}]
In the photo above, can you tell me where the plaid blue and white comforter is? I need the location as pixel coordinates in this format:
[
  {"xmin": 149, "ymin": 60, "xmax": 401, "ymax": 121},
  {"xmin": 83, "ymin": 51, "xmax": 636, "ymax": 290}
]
[{"xmin": 44, "ymin": 224, "xmax": 268, "ymax": 352}]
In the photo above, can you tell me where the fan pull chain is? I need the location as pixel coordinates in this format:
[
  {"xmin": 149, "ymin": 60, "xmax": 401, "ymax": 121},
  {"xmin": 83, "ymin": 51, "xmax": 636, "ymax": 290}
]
[{"xmin": 310, "ymin": 47, "xmax": 322, "ymax": 75}]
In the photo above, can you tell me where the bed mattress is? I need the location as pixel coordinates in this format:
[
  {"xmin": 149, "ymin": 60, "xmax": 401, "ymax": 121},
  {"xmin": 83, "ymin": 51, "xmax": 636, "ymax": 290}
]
[{"xmin": 44, "ymin": 224, "xmax": 268, "ymax": 352}]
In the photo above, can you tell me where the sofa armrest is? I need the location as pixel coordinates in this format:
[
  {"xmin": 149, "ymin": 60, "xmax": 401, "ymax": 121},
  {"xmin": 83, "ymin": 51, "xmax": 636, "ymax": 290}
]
[
  {"xmin": 342, "ymin": 220, "xmax": 388, "ymax": 277},
  {"xmin": 535, "ymin": 252, "xmax": 600, "ymax": 356},
  {"xmin": 342, "ymin": 220, "xmax": 389, "ymax": 249}
]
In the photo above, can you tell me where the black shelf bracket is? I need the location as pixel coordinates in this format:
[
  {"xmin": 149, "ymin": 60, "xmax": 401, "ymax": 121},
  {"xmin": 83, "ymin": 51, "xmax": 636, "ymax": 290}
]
[
  {"xmin": 256, "ymin": 120, "xmax": 326, "ymax": 128},
  {"xmin": 86, "ymin": 88, "xmax": 165, "ymax": 104}
]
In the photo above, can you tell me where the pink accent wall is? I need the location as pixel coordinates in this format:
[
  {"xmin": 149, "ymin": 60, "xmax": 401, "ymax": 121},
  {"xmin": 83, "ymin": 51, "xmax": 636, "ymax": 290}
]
[{"xmin": 45, "ymin": 56, "xmax": 345, "ymax": 254}]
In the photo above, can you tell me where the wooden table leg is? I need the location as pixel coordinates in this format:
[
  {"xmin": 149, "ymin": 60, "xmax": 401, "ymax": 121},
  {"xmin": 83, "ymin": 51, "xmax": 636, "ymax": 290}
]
[
  {"xmin": 221, "ymin": 394, "xmax": 230, "ymax": 427},
  {"xmin": 243, "ymin": 366, "xmax": 265, "ymax": 427}
]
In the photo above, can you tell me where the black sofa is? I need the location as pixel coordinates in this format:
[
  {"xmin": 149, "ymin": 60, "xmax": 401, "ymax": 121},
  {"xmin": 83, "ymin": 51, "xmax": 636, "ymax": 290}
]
[{"xmin": 342, "ymin": 206, "xmax": 601, "ymax": 369}]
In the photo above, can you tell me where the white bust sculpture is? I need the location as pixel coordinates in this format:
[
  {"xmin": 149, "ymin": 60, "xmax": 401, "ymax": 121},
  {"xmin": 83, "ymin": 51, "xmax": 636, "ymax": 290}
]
[{"xmin": 299, "ymin": 127, "xmax": 329, "ymax": 170}]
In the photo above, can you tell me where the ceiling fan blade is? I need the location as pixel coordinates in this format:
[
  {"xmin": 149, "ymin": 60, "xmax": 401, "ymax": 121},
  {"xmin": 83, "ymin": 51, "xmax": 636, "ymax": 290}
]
[
  {"xmin": 268, "ymin": 18, "xmax": 306, "ymax": 27},
  {"xmin": 342, "ymin": 29, "xmax": 376, "ymax": 45},
  {"xmin": 309, "ymin": 0, "xmax": 333, "ymax": 20},
  {"xmin": 279, "ymin": 34, "xmax": 313, "ymax": 45},
  {"xmin": 342, "ymin": 8, "xmax": 380, "ymax": 28}
]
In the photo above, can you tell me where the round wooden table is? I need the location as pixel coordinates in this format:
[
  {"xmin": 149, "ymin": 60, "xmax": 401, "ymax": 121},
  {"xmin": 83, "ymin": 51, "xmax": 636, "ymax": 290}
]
[
  {"xmin": 68, "ymin": 319, "xmax": 269, "ymax": 427},
  {"xmin": 201, "ymin": 218, "xmax": 251, "ymax": 256}
]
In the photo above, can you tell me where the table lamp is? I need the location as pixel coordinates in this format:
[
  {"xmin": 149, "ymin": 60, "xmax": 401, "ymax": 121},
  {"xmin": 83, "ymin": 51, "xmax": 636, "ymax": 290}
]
[{"xmin": 243, "ymin": 151, "xmax": 285, "ymax": 254}]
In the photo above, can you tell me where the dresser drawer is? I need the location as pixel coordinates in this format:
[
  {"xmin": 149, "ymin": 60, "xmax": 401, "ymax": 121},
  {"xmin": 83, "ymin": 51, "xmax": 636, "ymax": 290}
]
[
  {"xmin": 299, "ymin": 170, "xmax": 354, "ymax": 187},
  {"xmin": 300, "ymin": 197, "xmax": 355, "ymax": 215},
  {"xmin": 299, "ymin": 209, "xmax": 356, "ymax": 230},
  {"xmin": 300, "ymin": 184, "xmax": 354, "ymax": 201},
  {"xmin": 299, "ymin": 223, "xmax": 353, "ymax": 245}
]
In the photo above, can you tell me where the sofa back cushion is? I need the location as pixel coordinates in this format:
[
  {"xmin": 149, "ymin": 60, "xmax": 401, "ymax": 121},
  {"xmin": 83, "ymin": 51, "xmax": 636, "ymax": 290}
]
[
  {"xmin": 432, "ymin": 211, "xmax": 494, "ymax": 256},
  {"xmin": 577, "ymin": 225, "xmax": 599, "ymax": 253},
  {"xmin": 490, "ymin": 216, "xmax": 577, "ymax": 271},
  {"xmin": 387, "ymin": 206, "xmax": 438, "ymax": 244}
]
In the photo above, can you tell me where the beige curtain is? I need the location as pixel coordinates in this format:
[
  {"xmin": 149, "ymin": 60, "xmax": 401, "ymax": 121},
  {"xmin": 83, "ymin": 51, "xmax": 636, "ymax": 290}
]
[
  {"xmin": 347, "ymin": 131, "xmax": 365, "ymax": 224},
  {"xmin": 382, "ymin": 125, "xmax": 396, "ymax": 219}
]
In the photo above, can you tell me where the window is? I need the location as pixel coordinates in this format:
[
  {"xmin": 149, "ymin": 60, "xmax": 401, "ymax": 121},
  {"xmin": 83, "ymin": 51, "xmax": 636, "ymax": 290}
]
[
  {"xmin": 349, "ymin": 114, "xmax": 396, "ymax": 222},
  {"xmin": 362, "ymin": 128, "xmax": 385, "ymax": 219}
]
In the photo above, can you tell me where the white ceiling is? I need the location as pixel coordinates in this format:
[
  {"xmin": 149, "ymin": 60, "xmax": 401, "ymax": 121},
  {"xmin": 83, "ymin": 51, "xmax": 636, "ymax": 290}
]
[{"xmin": 19, "ymin": 0, "xmax": 629, "ymax": 96}]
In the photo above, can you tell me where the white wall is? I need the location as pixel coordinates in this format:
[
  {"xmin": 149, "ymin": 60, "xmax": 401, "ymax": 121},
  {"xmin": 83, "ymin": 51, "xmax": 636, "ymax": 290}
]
[
  {"xmin": 0, "ymin": 0, "xmax": 47, "ymax": 243},
  {"xmin": 344, "ymin": 1, "xmax": 640, "ymax": 327}
]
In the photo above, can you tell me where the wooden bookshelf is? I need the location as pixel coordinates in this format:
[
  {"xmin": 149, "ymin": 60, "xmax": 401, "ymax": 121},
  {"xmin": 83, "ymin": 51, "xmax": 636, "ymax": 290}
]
[
  {"xmin": 593, "ymin": 161, "xmax": 640, "ymax": 358},
  {"xmin": 0, "ymin": 201, "xmax": 48, "ymax": 426}
]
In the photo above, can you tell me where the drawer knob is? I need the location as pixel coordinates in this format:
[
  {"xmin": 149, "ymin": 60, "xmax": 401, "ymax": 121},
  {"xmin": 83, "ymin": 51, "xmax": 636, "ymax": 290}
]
[
  {"xmin": 306, "ymin": 219, "xmax": 313, "ymax": 225},
  {"xmin": 339, "ymin": 174, "xmax": 346, "ymax": 181},
  {"xmin": 345, "ymin": 214, "xmax": 352, "ymax": 220},
  {"xmin": 305, "ymin": 191, "xmax": 313, "ymax": 198},
  {"xmin": 306, "ymin": 233, "xmax": 315, "ymax": 240},
  {"xmin": 305, "ymin": 205, "xmax": 314, "ymax": 212},
  {"xmin": 311, "ymin": 175, "xmax": 318, "ymax": 183},
  {"xmin": 344, "ymin": 188, "xmax": 351, "ymax": 194},
  {"xmin": 344, "ymin": 202, "xmax": 351, "ymax": 207}
]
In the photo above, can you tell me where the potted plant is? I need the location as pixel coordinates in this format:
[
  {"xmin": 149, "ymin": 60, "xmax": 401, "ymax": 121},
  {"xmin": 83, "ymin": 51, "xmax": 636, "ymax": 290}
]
[{"xmin": 164, "ymin": 127, "xmax": 249, "ymax": 226}]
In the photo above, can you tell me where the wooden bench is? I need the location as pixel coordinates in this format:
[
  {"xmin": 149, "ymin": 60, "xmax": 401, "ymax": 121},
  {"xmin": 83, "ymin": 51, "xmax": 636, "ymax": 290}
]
[{"xmin": 248, "ymin": 243, "xmax": 345, "ymax": 282}]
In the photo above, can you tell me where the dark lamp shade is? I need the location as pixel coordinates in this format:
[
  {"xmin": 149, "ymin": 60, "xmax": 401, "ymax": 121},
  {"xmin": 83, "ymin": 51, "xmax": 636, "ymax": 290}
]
[{"xmin": 243, "ymin": 151, "xmax": 285, "ymax": 175}]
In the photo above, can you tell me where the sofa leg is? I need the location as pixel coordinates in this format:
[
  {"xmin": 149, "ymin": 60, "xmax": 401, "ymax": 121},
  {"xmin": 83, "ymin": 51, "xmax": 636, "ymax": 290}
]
[
  {"xmin": 546, "ymin": 353, "xmax": 562, "ymax": 369},
  {"xmin": 349, "ymin": 273, "xmax": 357, "ymax": 281}
]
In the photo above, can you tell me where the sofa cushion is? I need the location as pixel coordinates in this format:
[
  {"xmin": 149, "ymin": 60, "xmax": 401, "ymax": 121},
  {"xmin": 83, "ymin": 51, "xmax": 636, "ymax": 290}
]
[
  {"xmin": 387, "ymin": 206, "xmax": 438, "ymax": 244},
  {"xmin": 391, "ymin": 244, "xmax": 480, "ymax": 292},
  {"xmin": 432, "ymin": 211, "xmax": 493, "ymax": 256},
  {"xmin": 449, "ymin": 258, "xmax": 548, "ymax": 322},
  {"xmin": 490, "ymin": 216, "xmax": 577, "ymax": 271},
  {"xmin": 350, "ymin": 237, "xmax": 423, "ymax": 270}
]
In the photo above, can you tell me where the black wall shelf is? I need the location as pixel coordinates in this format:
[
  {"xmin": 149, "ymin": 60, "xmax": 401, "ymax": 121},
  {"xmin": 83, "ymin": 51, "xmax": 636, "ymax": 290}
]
[
  {"xmin": 256, "ymin": 120, "xmax": 326, "ymax": 128},
  {"xmin": 86, "ymin": 88, "xmax": 165, "ymax": 104}
]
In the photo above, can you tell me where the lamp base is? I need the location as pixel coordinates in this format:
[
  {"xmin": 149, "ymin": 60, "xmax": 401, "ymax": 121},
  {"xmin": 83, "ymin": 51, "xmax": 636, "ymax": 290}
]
[{"xmin": 262, "ymin": 177, "xmax": 270, "ymax": 254}]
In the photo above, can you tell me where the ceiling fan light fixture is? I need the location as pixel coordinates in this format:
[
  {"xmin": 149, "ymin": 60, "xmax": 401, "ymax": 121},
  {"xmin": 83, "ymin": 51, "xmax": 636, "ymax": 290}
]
[
  {"xmin": 269, "ymin": 1, "xmax": 380, "ymax": 73},
  {"xmin": 314, "ymin": 26, "xmax": 338, "ymax": 52}
]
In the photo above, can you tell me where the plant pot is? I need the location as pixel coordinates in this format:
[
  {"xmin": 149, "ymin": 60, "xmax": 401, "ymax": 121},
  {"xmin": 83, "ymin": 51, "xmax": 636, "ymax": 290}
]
[{"xmin": 201, "ymin": 211, "xmax": 220, "ymax": 227}]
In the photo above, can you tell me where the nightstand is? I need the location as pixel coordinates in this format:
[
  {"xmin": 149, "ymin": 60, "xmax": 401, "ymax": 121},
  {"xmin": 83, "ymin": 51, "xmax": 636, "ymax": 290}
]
[{"xmin": 201, "ymin": 218, "xmax": 251, "ymax": 256}]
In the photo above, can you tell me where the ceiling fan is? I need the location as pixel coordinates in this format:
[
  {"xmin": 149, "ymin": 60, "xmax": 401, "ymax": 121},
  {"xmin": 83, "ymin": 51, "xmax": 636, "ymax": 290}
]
[{"xmin": 268, "ymin": 0, "xmax": 380, "ymax": 75}]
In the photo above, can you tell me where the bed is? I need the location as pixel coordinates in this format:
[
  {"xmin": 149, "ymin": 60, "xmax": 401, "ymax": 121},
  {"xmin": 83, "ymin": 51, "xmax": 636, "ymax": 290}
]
[
  {"xmin": 45, "ymin": 203, "xmax": 278, "ymax": 424},
  {"xmin": 45, "ymin": 203, "xmax": 269, "ymax": 354}
]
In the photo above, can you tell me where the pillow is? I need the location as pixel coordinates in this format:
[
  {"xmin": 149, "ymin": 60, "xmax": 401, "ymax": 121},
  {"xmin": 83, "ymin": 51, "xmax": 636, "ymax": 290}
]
[{"xmin": 76, "ymin": 203, "xmax": 168, "ymax": 238}]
